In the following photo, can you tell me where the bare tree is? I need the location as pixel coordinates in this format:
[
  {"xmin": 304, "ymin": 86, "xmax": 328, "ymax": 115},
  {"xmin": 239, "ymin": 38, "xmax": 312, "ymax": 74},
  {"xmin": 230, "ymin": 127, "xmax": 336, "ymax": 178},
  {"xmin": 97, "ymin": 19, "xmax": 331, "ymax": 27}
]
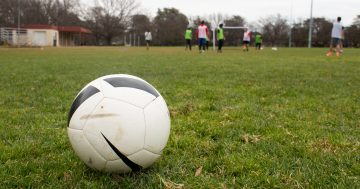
[
  {"xmin": 0, "ymin": 0, "xmax": 82, "ymax": 27},
  {"xmin": 153, "ymin": 8, "xmax": 188, "ymax": 46},
  {"xmin": 0, "ymin": 0, "xmax": 18, "ymax": 26},
  {"xmin": 94, "ymin": 0, "xmax": 138, "ymax": 25},
  {"xmin": 43, "ymin": 0, "xmax": 82, "ymax": 26},
  {"xmin": 85, "ymin": 0, "xmax": 138, "ymax": 45},
  {"xmin": 130, "ymin": 14, "xmax": 151, "ymax": 45},
  {"xmin": 291, "ymin": 21, "xmax": 308, "ymax": 47},
  {"xmin": 0, "ymin": 0, "xmax": 49, "ymax": 26},
  {"xmin": 207, "ymin": 13, "xmax": 229, "ymax": 29},
  {"xmin": 259, "ymin": 14, "xmax": 289, "ymax": 46},
  {"xmin": 346, "ymin": 15, "xmax": 360, "ymax": 47},
  {"xmin": 85, "ymin": 7, "xmax": 104, "ymax": 45},
  {"xmin": 303, "ymin": 18, "xmax": 332, "ymax": 47},
  {"xmin": 224, "ymin": 15, "xmax": 246, "ymax": 46}
]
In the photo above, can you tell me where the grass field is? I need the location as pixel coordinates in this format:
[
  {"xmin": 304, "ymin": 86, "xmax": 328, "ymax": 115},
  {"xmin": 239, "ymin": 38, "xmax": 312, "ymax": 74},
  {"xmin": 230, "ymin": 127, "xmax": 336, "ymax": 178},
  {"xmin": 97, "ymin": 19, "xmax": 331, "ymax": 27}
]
[{"xmin": 0, "ymin": 46, "xmax": 359, "ymax": 188}]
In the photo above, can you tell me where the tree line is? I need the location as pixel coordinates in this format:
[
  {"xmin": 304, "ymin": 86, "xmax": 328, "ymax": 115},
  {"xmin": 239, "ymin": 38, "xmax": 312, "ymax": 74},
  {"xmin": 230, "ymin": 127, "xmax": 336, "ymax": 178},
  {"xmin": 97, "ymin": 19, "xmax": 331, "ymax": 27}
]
[{"xmin": 0, "ymin": 0, "xmax": 359, "ymax": 47}]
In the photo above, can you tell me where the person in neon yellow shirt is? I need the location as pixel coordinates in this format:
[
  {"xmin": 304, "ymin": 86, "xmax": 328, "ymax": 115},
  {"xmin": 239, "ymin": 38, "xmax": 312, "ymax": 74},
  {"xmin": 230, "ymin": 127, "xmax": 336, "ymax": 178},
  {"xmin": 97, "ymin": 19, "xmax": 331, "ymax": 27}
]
[
  {"xmin": 217, "ymin": 24, "xmax": 225, "ymax": 53},
  {"xmin": 185, "ymin": 27, "xmax": 192, "ymax": 51},
  {"xmin": 255, "ymin": 33, "xmax": 262, "ymax": 50}
]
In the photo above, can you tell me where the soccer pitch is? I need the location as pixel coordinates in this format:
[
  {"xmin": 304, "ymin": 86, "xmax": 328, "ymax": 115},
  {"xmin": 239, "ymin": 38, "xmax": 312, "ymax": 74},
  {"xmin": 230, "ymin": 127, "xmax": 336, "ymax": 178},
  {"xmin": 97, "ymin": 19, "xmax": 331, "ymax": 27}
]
[{"xmin": 0, "ymin": 47, "xmax": 359, "ymax": 188}]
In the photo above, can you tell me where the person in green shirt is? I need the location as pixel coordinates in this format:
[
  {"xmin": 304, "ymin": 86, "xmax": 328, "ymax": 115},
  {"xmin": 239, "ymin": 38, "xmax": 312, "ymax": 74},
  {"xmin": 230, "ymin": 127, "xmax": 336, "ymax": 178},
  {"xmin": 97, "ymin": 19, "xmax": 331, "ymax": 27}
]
[
  {"xmin": 217, "ymin": 24, "xmax": 225, "ymax": 53},
  {"xmin": 255, "ymin": 33, "xmax": 262, "ymax": 50},
  {"xmin": 185, "ymin": 27, "xmax": 192, "ymax": 51}
]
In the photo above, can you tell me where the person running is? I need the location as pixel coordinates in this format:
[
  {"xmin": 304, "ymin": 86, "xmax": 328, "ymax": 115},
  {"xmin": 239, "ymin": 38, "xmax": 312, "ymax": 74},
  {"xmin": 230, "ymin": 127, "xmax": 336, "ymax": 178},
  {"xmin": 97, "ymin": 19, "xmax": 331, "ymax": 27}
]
[
  {"xmin": 217, "ymin": 24, "xmax": 225, "ymax": 53},
  {"xmin": 242, "ymin": 29, "xmax": 251, "ymax": 51},
  {"xmin": 255, "ymin": 33, "xmax": 262, "ymax": 50},
  {"xmin": 326, "ymin": 17, "xmax": 343, "ymax": 57},
  {"xmin": 144, "ymin": 31, "xmax": 152, "ymax": 50},
  {"xmin": 196, "ymin": 21, "xmax": 209, "ymax": 53},
  {"xmin": 185, "ymin": 27, "xmax": 192, "ymax": 51}
]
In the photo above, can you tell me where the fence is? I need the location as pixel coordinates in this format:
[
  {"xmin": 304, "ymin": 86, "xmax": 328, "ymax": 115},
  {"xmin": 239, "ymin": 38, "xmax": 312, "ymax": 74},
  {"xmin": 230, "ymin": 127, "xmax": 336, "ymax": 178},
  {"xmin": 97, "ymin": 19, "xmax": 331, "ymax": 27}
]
[{"xmin": 0, "ymin": 27, "xmax": 28, "ymax": 46}]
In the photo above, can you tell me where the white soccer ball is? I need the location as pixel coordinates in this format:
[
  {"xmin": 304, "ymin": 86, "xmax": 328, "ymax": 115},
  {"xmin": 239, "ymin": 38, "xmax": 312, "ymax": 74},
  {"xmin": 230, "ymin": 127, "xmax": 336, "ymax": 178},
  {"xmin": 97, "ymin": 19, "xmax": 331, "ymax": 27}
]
[{"xmin": 67, "ymin": 74, "xmax": 171, "ymax": 173}]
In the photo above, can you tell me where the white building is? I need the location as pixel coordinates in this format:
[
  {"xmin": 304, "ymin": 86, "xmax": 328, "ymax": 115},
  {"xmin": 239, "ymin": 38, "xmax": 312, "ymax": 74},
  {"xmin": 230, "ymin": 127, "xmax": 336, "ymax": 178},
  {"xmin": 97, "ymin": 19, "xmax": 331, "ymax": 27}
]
[{"xmin": 0, "ymin": 24, "xmax": 92, "ymax": 47}]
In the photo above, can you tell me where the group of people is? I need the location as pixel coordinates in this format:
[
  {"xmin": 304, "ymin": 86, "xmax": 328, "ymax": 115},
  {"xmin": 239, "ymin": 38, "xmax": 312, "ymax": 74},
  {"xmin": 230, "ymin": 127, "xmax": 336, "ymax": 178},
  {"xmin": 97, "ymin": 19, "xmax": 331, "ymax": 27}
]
[
  {"xmin": 185, "ymin": 21, "xmax": 212, "ymax": 52},
  {"xmin": 184, "ymin": 21, "xmax": 263, "ymax": 53},
  {"xmin": 145, "ymin": 17, "xmax": 343, "ymax": 56},
  {"xmin": 144, "ymin": 21, "xmax": 263, "ymax": 53}
]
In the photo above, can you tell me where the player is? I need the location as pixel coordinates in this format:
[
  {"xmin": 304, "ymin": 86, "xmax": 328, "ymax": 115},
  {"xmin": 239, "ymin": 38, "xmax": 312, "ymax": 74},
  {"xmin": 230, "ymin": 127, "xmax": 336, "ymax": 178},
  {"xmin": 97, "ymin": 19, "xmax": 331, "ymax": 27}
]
[
  {"xmin": 326, "ymin": 17, "xmax": 343, "ymax": 57},
  {"xmin": 217, "ymin": 24, "xmax": 225, "ymax": 53},
  {"xmin": 144, "ymin": 31, "xmax": 152, "ymax": 50},
  {"xmin": 242, "ymin": 28, "xmax": 251, "ymax": 52},
  {"xmin": 185, "ymin": 27, "xmax": 192, "ymax": 51},
  {"xmin": 255, "ymin": 33, "xmax": 262, "ymax": 50},
  {"xmin": 196, "ymin": 21, "xmax": 209, "ymax": 53}
]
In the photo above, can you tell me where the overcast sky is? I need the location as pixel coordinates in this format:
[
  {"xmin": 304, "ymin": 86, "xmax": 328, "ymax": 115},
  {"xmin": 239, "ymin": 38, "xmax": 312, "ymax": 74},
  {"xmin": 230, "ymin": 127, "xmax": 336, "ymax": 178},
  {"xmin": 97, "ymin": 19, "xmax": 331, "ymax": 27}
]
[{"xmin": 134, "ymin": 0, "xmax": 359, "ymax": 26}]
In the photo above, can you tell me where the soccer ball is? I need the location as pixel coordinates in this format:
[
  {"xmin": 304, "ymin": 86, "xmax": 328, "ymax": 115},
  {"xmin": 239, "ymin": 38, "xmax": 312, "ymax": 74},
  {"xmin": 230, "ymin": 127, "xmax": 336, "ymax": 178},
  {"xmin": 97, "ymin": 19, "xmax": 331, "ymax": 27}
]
[{"xmin": 67, "ymin": 74, "xmax": 171, "ymax": 173}]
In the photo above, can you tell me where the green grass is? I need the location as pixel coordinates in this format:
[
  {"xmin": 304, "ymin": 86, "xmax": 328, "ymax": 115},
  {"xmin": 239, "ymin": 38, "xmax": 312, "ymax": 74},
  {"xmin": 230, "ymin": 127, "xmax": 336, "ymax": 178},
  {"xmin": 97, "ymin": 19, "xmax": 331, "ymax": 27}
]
[{"xmin": 0, "ymin": 46, "xmax": 359, "ymax": 188}]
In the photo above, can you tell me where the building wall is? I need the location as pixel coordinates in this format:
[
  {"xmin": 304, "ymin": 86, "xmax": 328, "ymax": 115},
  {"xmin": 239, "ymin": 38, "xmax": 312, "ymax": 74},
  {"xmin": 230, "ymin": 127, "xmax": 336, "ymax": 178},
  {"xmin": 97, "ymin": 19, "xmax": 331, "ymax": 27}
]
[
  {"xmin": 1, "ymin": 27, "xmax": 88, "ymax": 47},
  {"xmin": 59, "ymin": 32, "xmax": 76, "ymax": 46},
  {"xmin": 26, "ymin": 29, "xmax": 59, "ymax": 47}
]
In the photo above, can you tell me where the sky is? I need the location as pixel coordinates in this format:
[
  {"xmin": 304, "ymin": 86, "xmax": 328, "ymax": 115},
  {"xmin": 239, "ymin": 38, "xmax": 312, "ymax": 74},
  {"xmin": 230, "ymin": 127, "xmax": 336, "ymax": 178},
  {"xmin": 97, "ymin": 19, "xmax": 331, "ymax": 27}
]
[{"xmin": 134, "ymin": 0, "xmax": 359, "ymax": 26}]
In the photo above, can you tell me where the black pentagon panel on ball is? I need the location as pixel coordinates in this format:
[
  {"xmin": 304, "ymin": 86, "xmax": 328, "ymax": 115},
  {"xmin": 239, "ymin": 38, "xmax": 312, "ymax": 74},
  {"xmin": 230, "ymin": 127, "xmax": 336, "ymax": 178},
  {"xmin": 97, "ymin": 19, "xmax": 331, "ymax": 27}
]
[
  {"xmin": 68, "ymin": 85, "xmax": 100, "ymax": 126},
  {"xmin": 104, "ymin": 77, "xmax": 159, "ymax": 98}
]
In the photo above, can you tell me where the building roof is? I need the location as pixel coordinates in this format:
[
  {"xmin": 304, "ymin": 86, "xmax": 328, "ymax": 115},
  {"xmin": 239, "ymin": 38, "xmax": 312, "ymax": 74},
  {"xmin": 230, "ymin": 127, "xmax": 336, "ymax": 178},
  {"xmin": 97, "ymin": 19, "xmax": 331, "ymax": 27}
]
[{"xmin": 22, "ymin": 24, "xmax": 92, "ymax": 34}]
